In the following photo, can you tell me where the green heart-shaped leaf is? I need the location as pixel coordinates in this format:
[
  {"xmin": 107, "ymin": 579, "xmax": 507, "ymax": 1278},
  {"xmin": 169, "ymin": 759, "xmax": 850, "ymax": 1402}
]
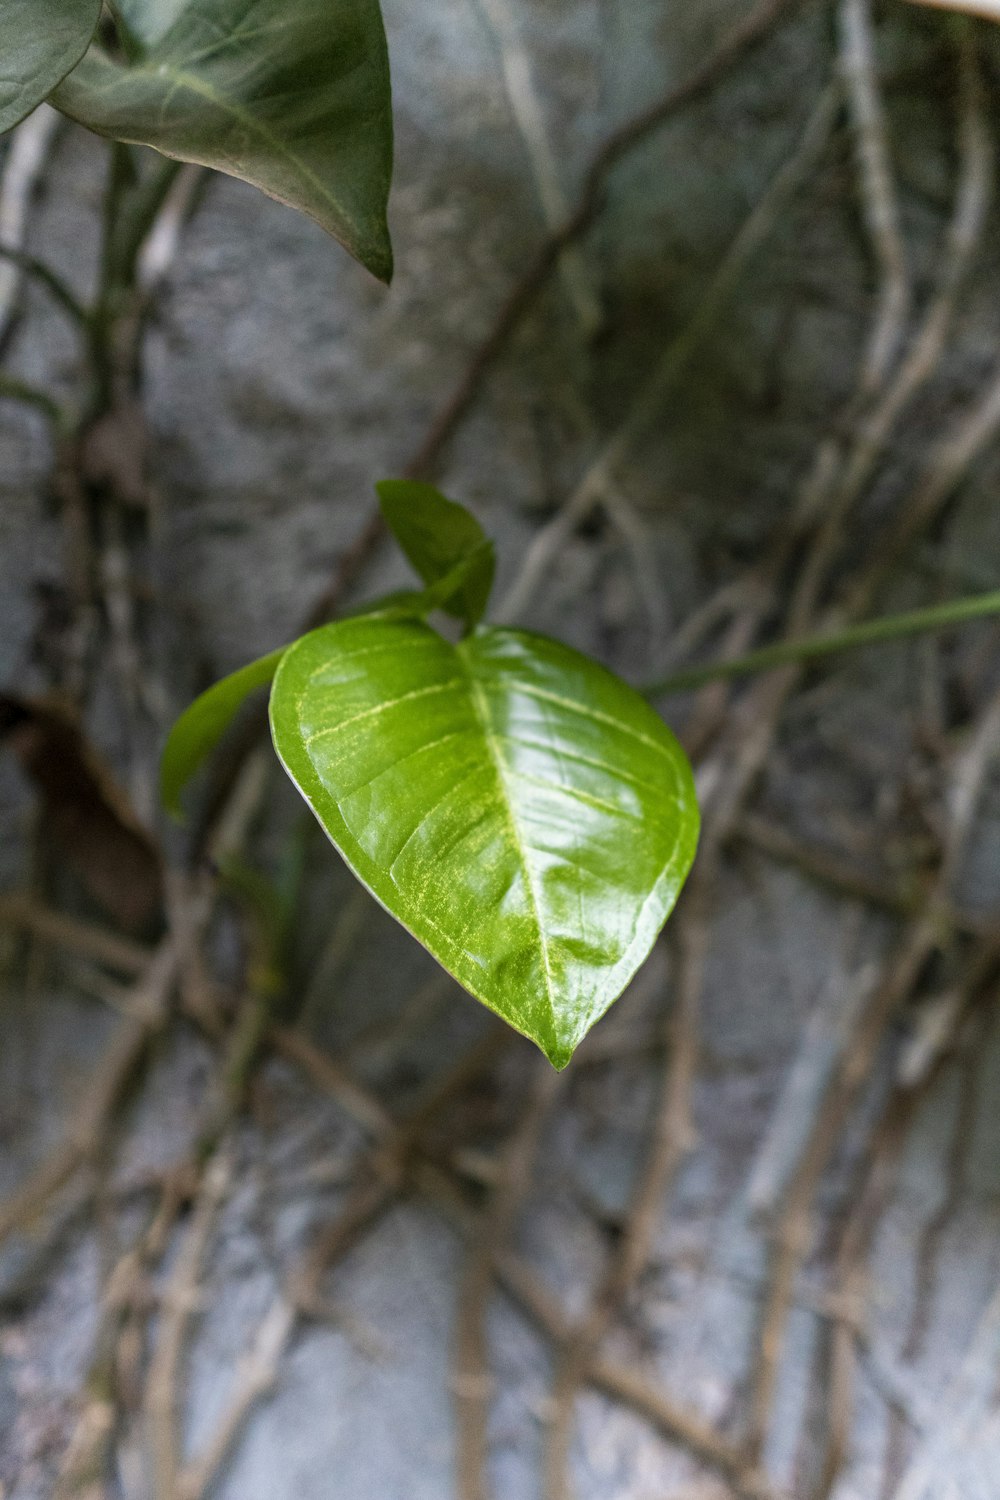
[
  {"xmin": 0, "ymin": 0, "xmax": 101, "ymax": 134},
  {"xmin": 270, "ymin": 616, "xmax": 699, "ymax": 1067},
  {"xmin": 52, "ymin": 0, "xmax": 394, "ymax": 280}
]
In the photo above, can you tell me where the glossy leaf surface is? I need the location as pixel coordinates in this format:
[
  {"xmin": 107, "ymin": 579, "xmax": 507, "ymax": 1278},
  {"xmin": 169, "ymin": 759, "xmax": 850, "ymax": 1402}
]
[
  {"xmin": 376, "ymin": 480, "xmax": 495, "ymax": 630},
  {"xmin": 52, "ymin": 0, "xmax": 394, "ymax": 280},
  {"xmin": 270, "ymin": 616, "xmax": 699, "ymax": 1067},
  {"xmin": 0, "ymin": 0, "xmax": 101, "ymax": 134}
]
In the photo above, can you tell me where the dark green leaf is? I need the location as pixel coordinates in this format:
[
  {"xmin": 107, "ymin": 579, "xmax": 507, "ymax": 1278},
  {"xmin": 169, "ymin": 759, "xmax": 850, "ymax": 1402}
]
[
  {"xmin": 52, "ymin": 0, "xmax": 394, "ymax": 281},
  {"xmin": 0, "ymin": 0, "xmax": 101, "ymax": 134},
  {"xmin": 270, "ymin": 616, "xmax": 699, "ymax": 1067},
  {"xmin": 376, "ymin": 480, "xmax": 496, "ymax": 630},
  {"xmin": 161, "ymin": 646, "xmax": 286, "ymax": 819}
]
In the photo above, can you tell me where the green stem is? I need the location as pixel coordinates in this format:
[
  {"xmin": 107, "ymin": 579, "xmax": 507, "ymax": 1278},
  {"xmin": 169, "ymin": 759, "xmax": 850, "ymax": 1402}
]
[
  {"xmin": 104, "ymin": 1, "xmax": 144, "ymax": 61},
  {"xmin": 113, "ymin": 156, "xmax": 185, "ymax": 288},
  {"xmin": 643, "ymin": 590, "xmax": 1000, "ymax": 698},
  {"xmin": 98, "ymin": 140, "xmax": 135, "ymax": 294},
  {"xmin": 90, "ymin": 140, "xmax": 136, "ymax": 407},
  {"xmin": 0, "ymin": 244, "xmax": 90, "ymax": 330},
  {"xmin": 90, "ymin": 145, "xmax": 183, "ymax": 410},
  {"xmin": 0, "ymin": 374, "xmax": 69, "ymax": 431}
]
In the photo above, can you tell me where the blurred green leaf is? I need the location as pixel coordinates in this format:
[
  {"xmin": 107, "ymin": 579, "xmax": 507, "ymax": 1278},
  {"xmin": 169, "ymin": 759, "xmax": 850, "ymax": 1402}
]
[
  {"xmin": 53, "ymin": 0, "xmax": 394, "ymax": 280},
  {"xmin": 161, "ymin": 646, "xmax": 286, "ymax": 819},
  {"xmin": 0, "ymin": 0, "xmax": 101, "ymax": 134}
]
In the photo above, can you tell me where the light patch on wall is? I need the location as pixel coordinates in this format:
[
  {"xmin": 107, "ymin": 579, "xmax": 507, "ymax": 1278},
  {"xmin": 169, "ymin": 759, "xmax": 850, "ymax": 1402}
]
[{"xmin": 907, "ymin": 0, "xmax": 1000, "ymax": 17}]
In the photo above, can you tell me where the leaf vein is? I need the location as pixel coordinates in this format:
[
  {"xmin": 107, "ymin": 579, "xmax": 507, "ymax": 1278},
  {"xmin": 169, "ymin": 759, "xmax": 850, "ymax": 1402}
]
[
  {"xmin": 508, "ymin": 768, "xmax": 642, "ymax": 823},
  {"xmin": 387, "ymin": 765, "xmax": 488, "ymax": 881},
  {"xmin": 463, "ymin": 672, "xmax": 556, "ymax": 1017},
  {"xmin": 302, "ymin": 679, "xmax": 464, "ymax": 745},
  {"xmin": 338, "ymin": 729, "xmax": 467, "ymax": 802},
  {"xmin": 499, "ymin": 681, "xmax": 676, "ymax": 763},
  {"xmin": 126, "ymin": 64, "xmax": 363, "ymax": 238},
  {"xmin": 502, "ymin": 735, "xmax": 665, "ymax": 799}
]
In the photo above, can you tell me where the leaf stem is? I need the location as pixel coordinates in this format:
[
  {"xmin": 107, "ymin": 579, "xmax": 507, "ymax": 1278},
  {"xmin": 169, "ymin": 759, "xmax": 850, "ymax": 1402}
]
[
  {"xmin": 0, "ymin": 244, "xmax": 90, "ymax": 330},
  {"xmin": 113, "ymin": 157, "xmax": 185, "ymax": 289},
  {"xmin": 0, "ymin": 374, "xmax": 70, "ymax": 431},
  {"xmin": 104, "ymin": 1, "xmax": 145, "ymax": 62},
  {"xmin": 643, "ymin": 590, "xmax": 1000, "ymax": 697},
  {"xmin": 90, "ymin": 144, "xmax": 183, "ymax": 408}
]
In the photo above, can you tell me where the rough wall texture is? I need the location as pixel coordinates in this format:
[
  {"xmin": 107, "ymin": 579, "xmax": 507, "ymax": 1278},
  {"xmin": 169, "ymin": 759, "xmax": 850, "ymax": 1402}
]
[{"xmin": 1, "ymin": 2, "xmax": 999, "ymax": 1498}]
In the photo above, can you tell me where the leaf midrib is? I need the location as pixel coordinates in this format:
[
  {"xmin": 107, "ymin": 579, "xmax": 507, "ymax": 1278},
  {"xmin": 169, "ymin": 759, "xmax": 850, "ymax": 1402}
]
[
  {"xmin": 137, "ymin": 63, "xmax": 364, "ymax": 238},
  {"xmin": 458, "ymin": 649, "xmax": 557, "ymax": 1024}
]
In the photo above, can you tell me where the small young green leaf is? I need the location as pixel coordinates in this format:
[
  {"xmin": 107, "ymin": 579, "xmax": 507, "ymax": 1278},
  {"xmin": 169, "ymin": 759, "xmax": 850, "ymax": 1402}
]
[
  {"xmin": 345, "ymin": 560, "xmax": 492, "ymax": 624},
  {"xmin": 161, "ymin": 646, "xmax": 287, "ymax": 819},
  {"xmin": 376, "ymin": 480, "xmax": 496, "ymax": 630},
  {"xmin": 270, "ymin": 615, "xmax": 699, "ymax": 1067},
  {"xmin": 0, "ymin": 0, "xmax": 102, "ymax": 135},
  {"xmin": 52, "ymin": 0, "xmax": 394, "ymax": 281}
]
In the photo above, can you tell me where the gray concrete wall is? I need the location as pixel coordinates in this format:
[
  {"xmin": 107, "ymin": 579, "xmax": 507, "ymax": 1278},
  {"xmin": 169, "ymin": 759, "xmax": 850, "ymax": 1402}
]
[{"xmin": 1, "ymin": 2, "xmax": 999, "ymax": 1497}]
